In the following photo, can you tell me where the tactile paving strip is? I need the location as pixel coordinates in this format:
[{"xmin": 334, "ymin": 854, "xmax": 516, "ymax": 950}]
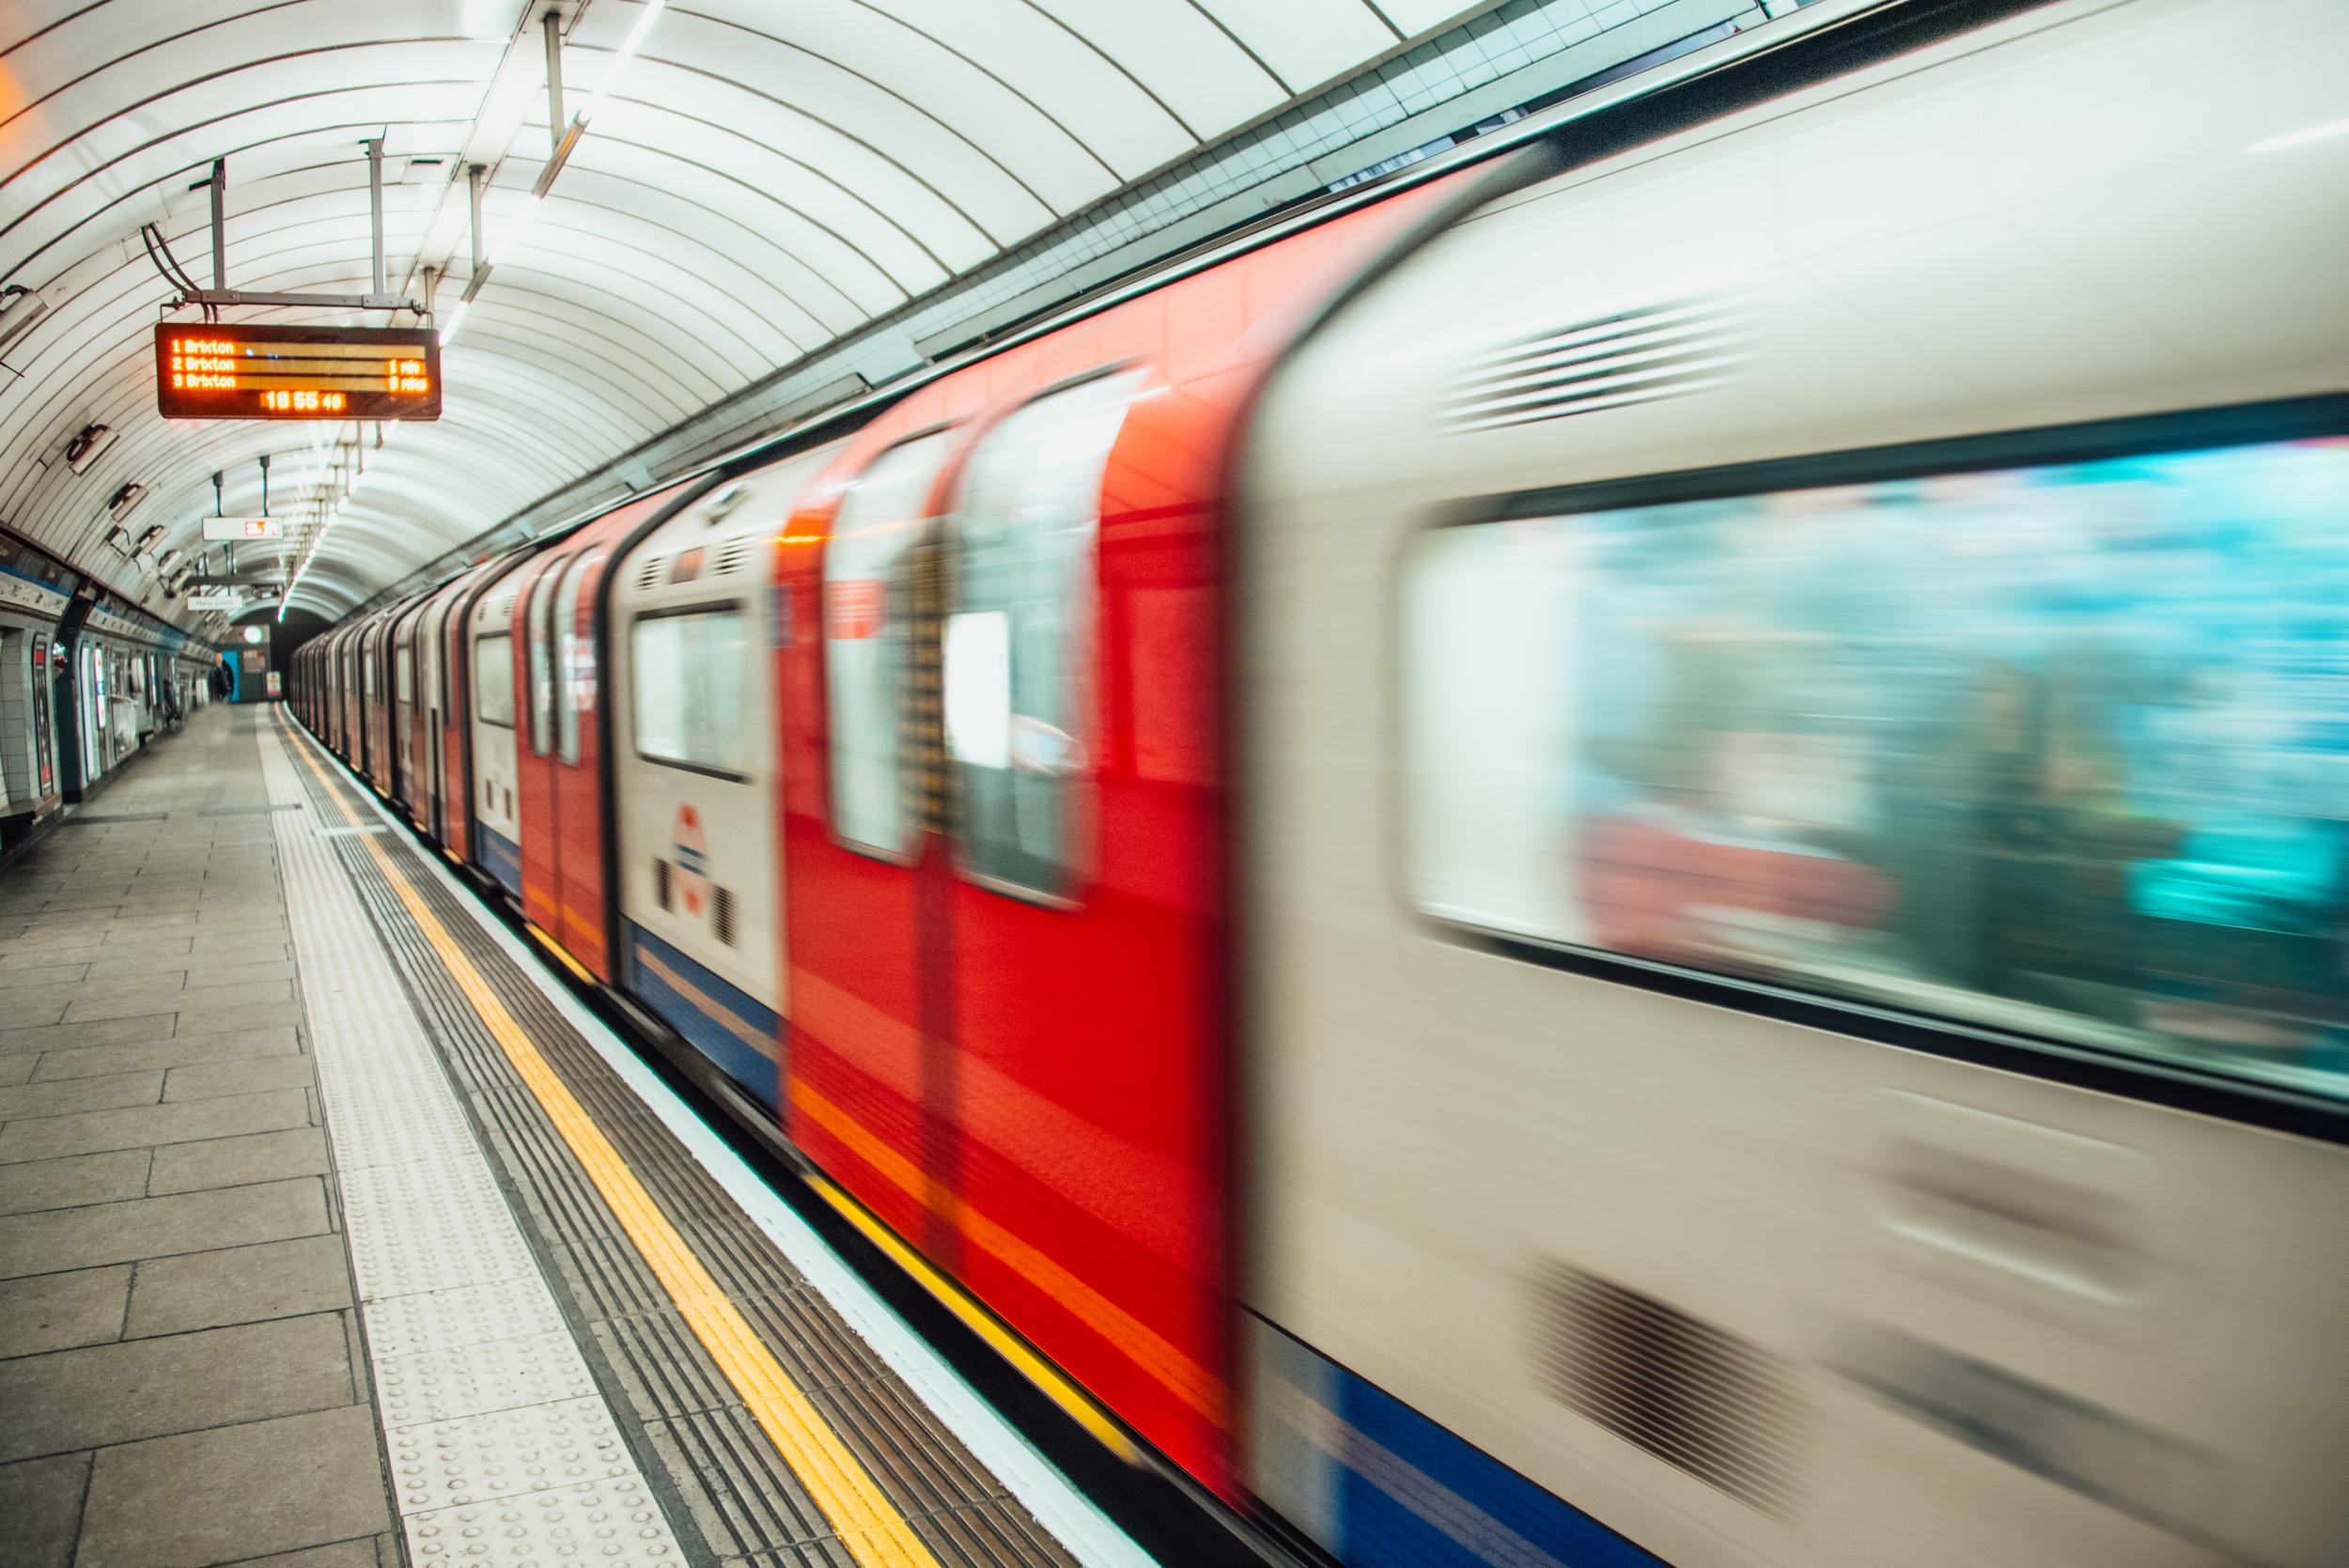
[
  {"xmin": 363, "ymin": 1280, "xmax": 574, "ymax": 1360},
  {"xmin": 277, "ymin": 719, "xmax": 1090, "ymax": 1568},
  {"xmin": 384, "ymin": 1395, "xmax": 642, "ymax": 1513},
  {"xmin": 337, "ymin": 1157, "xmax": 543, "ymax": 1302},
  {"xmin": 261, "ymin": 733, "xmax": 689, "ymax": 1566},
  {"xmin": 375, "ymin": 1329, "xmax": 602, "ymax": 1428},
  {"xmin": 403, "ymin": 1474, "xmax": 682, "ymax": 1565}
]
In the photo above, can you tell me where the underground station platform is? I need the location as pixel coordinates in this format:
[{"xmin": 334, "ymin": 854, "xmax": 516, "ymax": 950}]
[{"xmin": 0, "ymin": 706, "xmax": 1170, "ymax": 1568}]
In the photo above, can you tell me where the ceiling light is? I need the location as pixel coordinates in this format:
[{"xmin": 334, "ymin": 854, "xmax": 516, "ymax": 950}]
[
  {"xmin": 2249, "ymin": 116, "xmax": 2349, "ymax": 153},
  {"xmin": 0, "ymin": 285, "xmax": 48, "ymax": 354},
  {"xmin": 66, "ymin": 423, "xmax": 116, "ymax": 474}
]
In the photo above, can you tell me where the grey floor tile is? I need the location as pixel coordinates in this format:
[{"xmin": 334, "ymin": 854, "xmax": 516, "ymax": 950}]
[
  {"xmin": 0, "ymin": 1312, "xmax": 354, "ymax": 1461},
  {"xmin": 0, "ymin": 948, "xmax": 107, "ymax": 974},
  {"xmin": 0, "ymin": 1015, "xmax": 179, "ymax": 1058},
  {"xmin": 0, "ymin": 1087, "xmax": 310, "ymax": 1164},
  {"xmin": 32, "ymin": 1026, "xmax": 303, "ymax": 1082},
  {"xmin": 228, "ymin": 1539, "xmax": 391, "ymax": 1568},
  {"xmin": 0, "ymin": 1149, "xmax": 150, "ymax": 1219},
  {"xmin": 172, "ymin": 1000, "xmax": 304, "ymax": 1037},
  {"xmin": 94, "ymin": 933, "xmax": 198, "ymax": 955},
  {"xmin": 0, "ymin": 997, "xmax": 65, "ymax": 1028},
  {"xmin": 73, "ymin": 983, "xmax": 290, "ymax": 1025},
  {"xmin": 0, "ymin": 1071, "xmax": 164, "ymax": 1123},
  {"xmin": 78, "ymin": 955, "xmax": 194, "ymax": 983},
  {"xmin": 128, "ymin": 1234, "xmax": 352, "ymax": 1337},
  {"xmin": 74, "ymin": 1404, "xmax": 391, "ymax": 1568},
  {"xmin": 0, "ymin": 1265, "xmax": 131, "ymax": 1358},
  {"xmin": 0, "ymin": 1176, "xmax": 327, "ymax": 1279},
  {"xmin": 0, "ymin": 964, "xmax": 89, "ymax": 992},
  {"xmin": 162, "ymin": 1056, "xmax": 314, "ymax": 1103},
  {"xmin": 183, "ymin": 959, "xmax": 297, "ymax": 991},
  {"xmin": 0, "ymin": 1451, "xmax": 89, "ymax": 1568},
  {"xmin": 0, "ymin": 1055, "xmax": 33, "ymax": 1088},
  {"xmin": 147, "ymin": 1125, "xmax": 328, "ymax": 1195}
]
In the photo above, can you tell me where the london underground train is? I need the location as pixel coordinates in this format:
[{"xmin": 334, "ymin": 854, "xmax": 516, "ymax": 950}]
[{"xmin": 294, "ymin": 1, "xmax": 2349, "ymax": 1563}]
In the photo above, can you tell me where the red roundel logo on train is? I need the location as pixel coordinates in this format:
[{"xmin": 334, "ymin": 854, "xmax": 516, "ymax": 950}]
[{"xmin": 672, "ymin": 803, "xmax": 709, "ymax": 917}]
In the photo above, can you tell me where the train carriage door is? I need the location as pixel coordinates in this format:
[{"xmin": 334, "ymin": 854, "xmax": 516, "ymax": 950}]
[
  {"xmin": 392, "ymin": 614, "xmax": 417, "ymax": 808},
  {"xmin": 516, "ymin": 552, "xmax": 571, "ymax": 936},
  {"xmin": 933, "ymin": 371, "xmax": 1235, "ymax": 1473},
  {"xmin": 550, "ymin": 546, "xmax": 610, "ymax": 975},
  {"xmin": 81, "ymin": 644, "xmax": 102, "ymax": 782}
]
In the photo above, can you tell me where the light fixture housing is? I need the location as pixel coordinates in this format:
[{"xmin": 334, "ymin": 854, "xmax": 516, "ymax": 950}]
[
  {"xmin": 106, "ymin": 483, "xmax": 146, "ymax": 521},
  {"xmin": 65, "ymin": 423, "xmax": 117, "ymax": 474},
  {"xmin": 0, "ymin": 285, "xmax": 47, "ymax": 354}
]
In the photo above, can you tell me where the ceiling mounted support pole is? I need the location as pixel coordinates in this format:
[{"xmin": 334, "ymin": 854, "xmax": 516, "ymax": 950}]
[
  {"xmin": 209, "ymin": 159, "xmax": 226, "ymax": 291},
  {"xmin": 467, "ymin": 166, "xmax": 486, "ymax": 277},
  {"xmin": 366, "ymin": 137, "xmax": 387, "ymax": 300},
  {"xmin": 543, "ymin": 8, "xmax": 566, "ymax": 159}
]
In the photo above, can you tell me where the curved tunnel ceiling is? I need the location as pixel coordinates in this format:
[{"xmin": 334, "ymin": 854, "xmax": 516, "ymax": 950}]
[{"xmin": 0, "ymin": 0, "xmax": 1505, "ymax": 625}]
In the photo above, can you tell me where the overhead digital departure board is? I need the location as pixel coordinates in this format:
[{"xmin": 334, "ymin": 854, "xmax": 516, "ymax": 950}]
[{"xmin": 154, "ymin": 323, "xmax": 442, "ymax": 421}]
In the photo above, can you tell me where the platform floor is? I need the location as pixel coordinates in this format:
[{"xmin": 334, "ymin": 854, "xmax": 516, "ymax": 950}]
[{"xmin": 0, "ymin": 706, "xmax": 1151, "ymax": 1568}]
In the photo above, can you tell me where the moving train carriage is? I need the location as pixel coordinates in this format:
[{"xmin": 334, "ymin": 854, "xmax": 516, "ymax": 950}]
[
  {"xmin": 608, "ymin": 458, "xmax": 832, "ymax": 1093},
  {"xmin": 770, "ymin": 180, "xmax": 1471, "ymax": 1491},
  {"xmin": 0, "ymin": 548, "xmax": 71, "ymax": 830},
  {"xmin": 288, "ymin": 0, "xmax": 2346, "ymax": 1563},
  {"xmin": 409, "ymin": 562, "xmax": 484, "ymax": 841},
  {"xmin": 466, "ymin": 563, "xmax": 532, "ymax": 895},
  {"xmin": 1237, "ymin": 1, "xmax": 2349, "ymax": 1566},
  {"xmin": 388, "ymin": 592, "xmax": 432, "ymax": 820}
]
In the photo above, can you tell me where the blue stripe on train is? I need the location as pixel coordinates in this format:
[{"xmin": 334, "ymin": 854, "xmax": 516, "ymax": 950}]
[
  {"xmin": 1255, "ymin": 1321, "xmax": 1669, "ymax": 1568},
  {"xmin": 478, "ymin": 826, "xmax": 522, "ymax": 897},
  {"xmin": 1338, "ymin": 1361, "xmax": 1667, "ymax": 1568},
  {"xmin": 622, "ymin": 922, "xmax": 782, "ymax": 1110}
]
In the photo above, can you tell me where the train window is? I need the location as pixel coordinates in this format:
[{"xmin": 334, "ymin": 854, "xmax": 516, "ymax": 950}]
[
  {"xmin": 363, "ymin": 650, "xmax": 377, "ymax": 698},
  {"xmin": 1405, "ymin": 434, "xmax": 2349, "ymax": 1102},
  {"xmin": 474, "ymin": 633, "xmax": 516, "ymax": 728},
  {"xmin": 555, "ymin": 551, "xmax": 598, "ymax": 766},
  {"xmin": 526, "ymin": 561, "xmax": 564, "ymax": 757},
  {"xmin": 824, "ymin": 430, "xmax": 953, "ymax": 857},
  {"xmin": 631, "ymin": 608, "xmax": 747, "ymax": 776},
  {"xmin": 395, "ymin": 645, "xmax": 413, "ymax": 704},
  {"xmin": 946, "ymin": 370, "xmax": 1143, "ymax": 901}
]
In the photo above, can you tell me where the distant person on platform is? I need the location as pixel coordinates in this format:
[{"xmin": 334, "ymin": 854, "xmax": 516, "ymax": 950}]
[{"xmin": 210, "ymin": 657, "xmax": 233, "ymax": 703}]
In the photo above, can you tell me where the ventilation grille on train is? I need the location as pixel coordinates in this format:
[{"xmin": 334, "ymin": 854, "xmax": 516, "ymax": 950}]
[
  {"xmin": 711, "ymin": 539, "xmax": 753, "ymax": 578},
  {"xmin": 1440, "ymin": 294, "xmax": 1753, "ymax": 434},
  {"xmin": 1529, "ymin": 1260, "xmax": 1800, "ymax": 1515},
  {"xmin": 712, "ymin": 885, "xmax": 736, "ymax": 945},
  {"xmin": 654, "ymin": 857, "xmax": 672, "ymax": 911},
  {"xmin": 635, "ymin": 553, "xmax": 665, "ymax": 590}
]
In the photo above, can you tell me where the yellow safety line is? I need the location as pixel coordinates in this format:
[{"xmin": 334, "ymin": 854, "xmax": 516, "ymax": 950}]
[
  {"xmin": 802, "ymin": 1172, "xmax": 1144, "ymax": 1463},
  {"xmin": 524, "ymin": 921, "xmax": 596, "ymax": 986},
  {"xmin": 278, "ymin": 718, "xmax": 944, "ymax": 1568}
]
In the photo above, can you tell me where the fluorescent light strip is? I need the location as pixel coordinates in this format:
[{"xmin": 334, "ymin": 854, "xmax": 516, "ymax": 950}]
[{"xmin": 2249, "ymin": 115, "xmax": 2349, "ymax": 153}]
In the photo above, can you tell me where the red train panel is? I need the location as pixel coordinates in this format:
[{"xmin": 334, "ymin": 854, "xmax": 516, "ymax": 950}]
[{"xmin": 775, "ymin": 182, "xmax": 1463, "ymax": 1492}]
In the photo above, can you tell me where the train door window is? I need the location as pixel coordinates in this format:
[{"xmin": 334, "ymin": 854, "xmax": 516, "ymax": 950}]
[
  {"xmin": 823, "ymin": 430, "xmax": 953, "ymax": 857},
  {"xmin": 631, "ymin": 608, "xmax": 747, "ymax": 775},
  {"xmin": 527, "ymin": 561, "xmax": 564, "ymax": 757},
  {"xmin": 474, "ymin": 633, "xmax": 516, "ymax": 727},
  {"xmin": 395, "ymin": 644, "xmax": 414, "ymax": 704},
  {"xmin": 946, "ymin": 370, "xmax": 1144, "ymax": 901},
  {"xmin": 363, "ymin": 646, "xmax": 377, "ymax": 698},
  {"xmin": 1403, "ymin": 430, "xmax": 2349, "ymax": 1102},
  {"xmin": 555, "ymin": 551, "xmax": 598, "ymax": 766}
]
